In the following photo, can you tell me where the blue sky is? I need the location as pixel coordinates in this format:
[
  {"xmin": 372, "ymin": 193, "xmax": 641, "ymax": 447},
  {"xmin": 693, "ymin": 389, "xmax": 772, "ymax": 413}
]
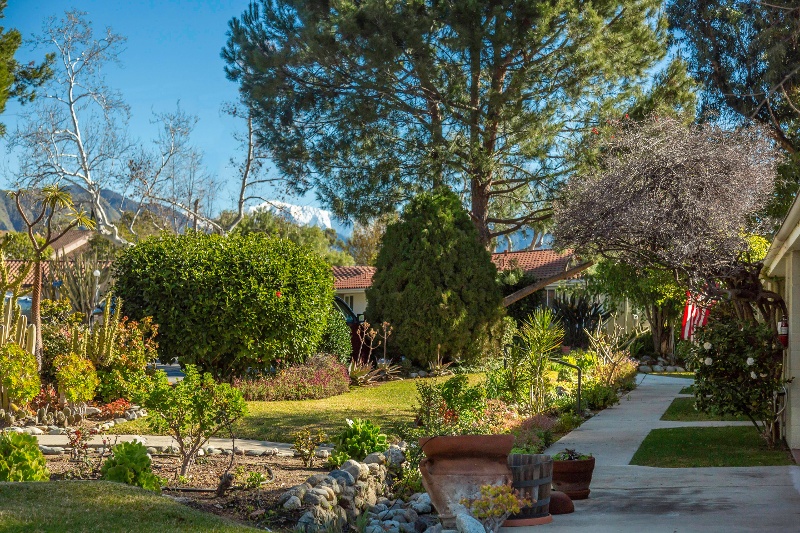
[{"xmin": 2, "ymin": 0, "xmax": 312, "ymax": 214}]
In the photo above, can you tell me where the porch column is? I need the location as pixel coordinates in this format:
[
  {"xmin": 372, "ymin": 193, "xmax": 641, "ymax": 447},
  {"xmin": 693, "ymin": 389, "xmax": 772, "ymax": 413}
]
[{"xmin": 785, "ymin": 251, "xmax": 800, "ymax": 451}]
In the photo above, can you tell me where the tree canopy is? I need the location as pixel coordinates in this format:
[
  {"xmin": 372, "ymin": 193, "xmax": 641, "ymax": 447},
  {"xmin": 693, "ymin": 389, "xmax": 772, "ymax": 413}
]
[
  {"xmin": 221, "ymin": 208, "xmax": 354, "ymax": 266},
  {"xmin": 224, "ymin": 0, "xmax": 683, "ymax": 247}
]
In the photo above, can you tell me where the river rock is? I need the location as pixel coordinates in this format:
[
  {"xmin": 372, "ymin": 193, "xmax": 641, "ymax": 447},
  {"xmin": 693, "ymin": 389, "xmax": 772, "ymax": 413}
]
[
  {"xmin": 283, "ymin": 495, "xmax": 302, "ymax": 511},
  {"xmin": 455, "ymin": 513, "xmax": 484, "ymax": 533},
  {"xmin": 638, "ymin": 365, "xmax": 652, "ymax": 373}
]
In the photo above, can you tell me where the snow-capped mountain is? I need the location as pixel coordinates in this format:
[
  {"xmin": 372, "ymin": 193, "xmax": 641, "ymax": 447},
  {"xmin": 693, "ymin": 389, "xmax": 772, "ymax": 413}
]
[{"xmin": 249, "ymin": 200, "xmax": 352, "ymax": 240}]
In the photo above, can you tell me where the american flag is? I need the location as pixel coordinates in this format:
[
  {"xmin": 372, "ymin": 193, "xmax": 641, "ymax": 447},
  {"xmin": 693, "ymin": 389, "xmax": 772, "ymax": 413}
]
[{"xmin": 681, "ymin": 291, "xmax": 712, "ymax": 341}]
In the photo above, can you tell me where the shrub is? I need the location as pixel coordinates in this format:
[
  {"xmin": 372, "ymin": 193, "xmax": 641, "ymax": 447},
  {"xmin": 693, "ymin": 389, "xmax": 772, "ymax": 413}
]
[
  {"xmin": 114, "ymin": 232, "xmax": 334, "ymax": 379},
  {"xmin": 100, "ymin": 398, "xmax": 132, "ymax": 419},
  {"xmin": 96, "ymin": 316, "xmax": 160, "ymax": 403},
  {"xmin": 53, "ymin": 352, "xmax": 99, "ymax": 404},
  {"xmin": 582, "ymin": 381, "xmax": 619, "ymax": 410},
  {"xmin": 509, "ymin": 414, "xmax": 556, "ymax": 454},
  {"xmin": 292, "ymin": 427, "xmax": 327, "ymax": 468},
  {"xmin": 366, "ymin": 190, "xmax": 503, "ymax": 366},
  {"xmin": 0, "ymin": 342, "xmax": 40, "ymax": 410},
  {"xmin": 233, "ymin": 355, "xmax": 349, "ymax": 401},
  {"xmin": 414, "ymin": 375, "xmax": 494, "ymax": 434},
  {"xmin": 143, "ymin": 366, "xmax": 247, "ymax": 476},
  {"xmin": 40, "ymin": 298, "xmax": 83, "ymax": 382},
  {"xmin": 0, "ymin": 432, "xmax": 49, "ymax": 481},
  {"xmin": 318, "ymin": 305, "xmax": 352, "ymax": 364},
  {"xmin": 332, "ymin": 418, "xmax": 388, "ymax": 461},
  {"xmin": 100, "ymin": 441, "xmax": 163, "ymax": 492},
  {"xmin": 691, "ymin": 317, "xmax": 788, "ymax": 446}
]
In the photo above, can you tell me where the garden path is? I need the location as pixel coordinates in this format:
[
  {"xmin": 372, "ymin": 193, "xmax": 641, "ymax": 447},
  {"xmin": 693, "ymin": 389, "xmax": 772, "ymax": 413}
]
[
  {"xmin": 543, "ymin": 373, "xmax": 749, "ymax": 466},
  {"xmin": 522, "ymin": 373, "xmax": 800, "ymax": 533}
]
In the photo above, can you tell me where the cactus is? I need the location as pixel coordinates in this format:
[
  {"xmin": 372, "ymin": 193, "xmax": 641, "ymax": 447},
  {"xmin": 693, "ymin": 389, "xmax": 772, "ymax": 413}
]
[
  {"xmin": 55, "ymin": 411, "xmax": 66, "ymax": 425},
  {"xmin": 45, "ymin": 413, "xmax": 54, "ymax": 425},
  {"xmin": 37, "ymin": 408, "xmax": 46, "ymax": 423},
  {"xmin": 5, "ymin": 411, "xmax": 14, "ymax": 426}
]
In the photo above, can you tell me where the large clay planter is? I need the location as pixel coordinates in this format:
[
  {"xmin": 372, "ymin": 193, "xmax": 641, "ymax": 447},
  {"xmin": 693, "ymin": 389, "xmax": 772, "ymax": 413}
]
[
  {"xmin": 551, "ymin": 456, "xmax": 595, "ymax": 500},
  {"xmin": 418, "ymin": 434, "xmax": 514, "ymax": 528}
]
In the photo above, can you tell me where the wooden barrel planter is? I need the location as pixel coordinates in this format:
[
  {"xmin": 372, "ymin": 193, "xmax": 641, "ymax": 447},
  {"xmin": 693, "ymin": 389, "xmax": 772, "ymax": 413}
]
[{"xmin": 503, "ymin": 454, "xmax": 553, "ymax": 527}]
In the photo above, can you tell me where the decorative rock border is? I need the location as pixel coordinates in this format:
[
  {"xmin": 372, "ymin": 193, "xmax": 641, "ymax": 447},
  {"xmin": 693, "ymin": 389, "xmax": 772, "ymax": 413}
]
[{"xmin": 279, "ymin": 445, "xmax": 445, "ymax": 533}]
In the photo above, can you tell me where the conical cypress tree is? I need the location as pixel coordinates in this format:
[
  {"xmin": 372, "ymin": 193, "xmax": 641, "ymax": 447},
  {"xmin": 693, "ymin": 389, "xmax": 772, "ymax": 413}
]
[{"xmin": 366, "ymin": 191, "xmax": 502, "ymax": 366}]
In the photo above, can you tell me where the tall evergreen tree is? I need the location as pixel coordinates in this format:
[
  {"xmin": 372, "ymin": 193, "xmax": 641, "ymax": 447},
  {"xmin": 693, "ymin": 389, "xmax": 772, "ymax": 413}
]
[
  {"xmin": 224, "ymin": 0, "xmax": 683, "ymax": 248},
  {"xmin": 0, "ymin": 0, "xmax": 52, "ymax": 136},
  {"xmin": 668, "ymin": 1, "xmax": 800, "ymax": 222},
  {"xmin": 366, "ymin": 190, "xmax": 502, "ymax": 366}
]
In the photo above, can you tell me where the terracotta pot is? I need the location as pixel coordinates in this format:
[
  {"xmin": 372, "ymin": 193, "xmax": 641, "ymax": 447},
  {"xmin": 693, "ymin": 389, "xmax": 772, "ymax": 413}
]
[
  {"xmin": 551, "ymin": 456, "xmax": 595, "ymax": 500},
  {"xmin": 418, "ymin": 434, "xmax": 514, "ymax": 527}
]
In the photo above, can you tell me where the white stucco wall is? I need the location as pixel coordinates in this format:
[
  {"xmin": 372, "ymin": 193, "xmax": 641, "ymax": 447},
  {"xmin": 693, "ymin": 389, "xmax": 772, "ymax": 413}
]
[{"xmin": 335, "ymin": 290, "xmax": 368, "ymax": 316}]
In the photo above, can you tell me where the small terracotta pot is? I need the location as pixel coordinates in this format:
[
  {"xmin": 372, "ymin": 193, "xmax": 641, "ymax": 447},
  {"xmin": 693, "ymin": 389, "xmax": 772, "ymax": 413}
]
[
  {"xmin": 418, "ymin": 434, "xmax": 514, "ymax": 527},
  {"xmin": 552, "ymin": 456, "xmax": 595, "ymax": 500}
]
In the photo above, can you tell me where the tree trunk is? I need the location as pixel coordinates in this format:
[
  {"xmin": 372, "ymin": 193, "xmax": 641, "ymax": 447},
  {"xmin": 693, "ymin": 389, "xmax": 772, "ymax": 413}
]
[{"xmin": 32, "ymin": 258, "xmax": 43, "ymax": 371}]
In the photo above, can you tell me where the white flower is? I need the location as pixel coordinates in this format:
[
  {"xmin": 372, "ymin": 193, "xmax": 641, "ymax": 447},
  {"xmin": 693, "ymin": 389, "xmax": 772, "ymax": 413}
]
[
  {"xmin": 704, "ymin": 357, "xmax": 713, "ymax": 366},
  {"xmin": 746, "ymin": 357, "xmax": 755, "ymax": 366},
  {"xmin": 346, "ymin": 418, "xmax": 354, "ymax": 427},
  {"xmin": 703, "ymin": 342, "xmax": 712, "ymax": 350},
  {"xmin": 750, "ymin": 371, "xmax": 757, "ymax": 379}
]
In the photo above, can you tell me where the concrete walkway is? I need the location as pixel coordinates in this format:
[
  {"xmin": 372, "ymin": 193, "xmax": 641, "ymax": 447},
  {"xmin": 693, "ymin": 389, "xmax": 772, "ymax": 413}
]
[
  {"xmin": 510, "ymin": 374, "xmax": 800, "ymax": 532},
  {"xmin": 33, "ymin": 434, "xmax": 298, "ymax": 457}
]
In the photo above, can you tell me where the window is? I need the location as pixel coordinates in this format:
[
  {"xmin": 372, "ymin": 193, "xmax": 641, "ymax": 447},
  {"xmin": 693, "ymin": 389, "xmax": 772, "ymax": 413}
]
[{"xmin": 344, "ymin": 295, "xmax": 354, "ymax": 309}]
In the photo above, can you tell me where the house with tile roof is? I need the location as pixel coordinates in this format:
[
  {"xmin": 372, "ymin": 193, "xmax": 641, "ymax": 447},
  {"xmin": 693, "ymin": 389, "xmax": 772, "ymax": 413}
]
[{"xmin": 333, "ymin": 249, "xmax": 583, "ymax": 316}]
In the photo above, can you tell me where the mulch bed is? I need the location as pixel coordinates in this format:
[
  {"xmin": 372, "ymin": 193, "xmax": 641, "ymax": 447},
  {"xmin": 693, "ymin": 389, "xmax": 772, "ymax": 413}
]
[{"xmin": 46, "ymin": 452, "xmax": 326, "ymax": 530}]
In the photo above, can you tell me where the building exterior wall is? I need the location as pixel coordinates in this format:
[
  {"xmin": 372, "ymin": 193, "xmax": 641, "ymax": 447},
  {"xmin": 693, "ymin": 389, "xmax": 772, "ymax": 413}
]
[
  {"xmin": 783, "ymin": 252, "xmax": 800, "ymax": 449},
  {"xmin": 335, "ymin": 290, "xmax": 368, "ymax": 316}
]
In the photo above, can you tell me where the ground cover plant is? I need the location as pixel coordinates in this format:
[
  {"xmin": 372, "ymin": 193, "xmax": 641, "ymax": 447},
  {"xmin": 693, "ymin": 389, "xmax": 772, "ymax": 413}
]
[
  {"xmin": 630, "ymin": 426, "xmax": 793, "ymax": 467},
  {"xmin": 660, "ymin": 397, "xmax": 748, "ymax": 422},
  {"xmin": 232, "ymin": 354, "xmax": 349, "ymax": 401},
  {"xmin": 0, "ymin": 481, "xmax": 254, "ymax": 532}
]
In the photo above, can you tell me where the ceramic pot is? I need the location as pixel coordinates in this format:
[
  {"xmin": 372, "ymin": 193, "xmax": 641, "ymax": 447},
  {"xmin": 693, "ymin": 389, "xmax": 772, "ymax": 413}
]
[
  {"xmin": 418, "ymin": 434, "xmax": 514, "ymax": 527},
  {"xmin": 551, "ymin": 456, "xmax": 595, "ymax": 500}
]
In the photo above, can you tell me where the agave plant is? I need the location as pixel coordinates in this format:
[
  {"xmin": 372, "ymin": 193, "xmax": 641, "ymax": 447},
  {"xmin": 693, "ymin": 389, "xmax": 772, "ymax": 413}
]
[{"xmin": 551, "ymin": 293, "xmax": 611, "ymax": 348}]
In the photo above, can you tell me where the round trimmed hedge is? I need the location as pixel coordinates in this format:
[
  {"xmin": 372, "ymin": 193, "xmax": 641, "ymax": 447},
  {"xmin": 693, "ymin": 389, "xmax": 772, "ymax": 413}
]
[{"xmin": 113, "ymin": 233, "xmax": 334, "ymax": 379}]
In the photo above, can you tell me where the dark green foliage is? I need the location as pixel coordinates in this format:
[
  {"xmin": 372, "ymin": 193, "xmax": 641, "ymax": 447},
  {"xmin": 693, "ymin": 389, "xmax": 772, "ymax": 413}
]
[
  {"xmin": 691, "ymin": 317, "xmax": 788, "ymax": 446},
  {"xmin": 0, "ymin": 432, "xmax": 49, "ymax": 482},
  {"xmin": 414, "ymin": 375, "xmax": 489, "ymax": 435},
  {"xmin": 332, "ymin": 418, "xmax": 388, "ymax": 461},
  {"xmin": 225, "ymin": 0, "xmax": 673, "ymax": 246},
  {"xmin": 497, "ymin": 268, "xmax": 543, "ymax": 325},
  {"xmin": 366, "ymin": 191, "xmax": 503, "ymax": 365},
  {"xmin": 0, "ymin": 0, "xmax": 53, "ymax": 137},
  {"xmin": 113, "ymin": 233, "xmax": 334, "ymax": 379},
  {"xmin": 550, "ymin": 294, "xmax": 610, "ymax": 348},
  {"xmin": 100, "ymin": 441, "xmax": 162, "ymax": 492},
  {"xmin": 318, "ymin": 305, "xmax": 352, "ymax": 364}
]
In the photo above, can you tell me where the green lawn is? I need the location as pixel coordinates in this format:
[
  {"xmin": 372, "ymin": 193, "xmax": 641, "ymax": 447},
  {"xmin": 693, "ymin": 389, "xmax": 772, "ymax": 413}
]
[
  {"xmin": 630, "ymin": 426, "xmax": 794, "ymax": 467},
  {"xmin": 650, "ymin": 371, "xmax": 695, "ymax": 379},
  {"xmin": 660, "ymin": 397, "xmax": 748, "ymax": 422},
  {"xmin": 0, "ymin": 481, "xmax": 253, "ymax": 532},
  {"xmin": 679, "ymin": 385, "xmax": 694, "ymax": 395},
  {"xmin": 111, "ymin": 375, "xmax": 483, "ymax": 442}
]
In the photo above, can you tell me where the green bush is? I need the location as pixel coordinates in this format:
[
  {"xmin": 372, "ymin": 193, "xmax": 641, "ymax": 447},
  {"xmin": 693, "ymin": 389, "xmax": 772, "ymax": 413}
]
[
  {"xmin": 53, "ymin": 352, "xmax": 99, "ymax": 404},
  {"xmin": 582, "ymin": 381, "xmax": 619, "ymax": 410},
  {"xmin": 41, "ymin": 298, "xmax": 84, "ymax": 383},
  {"xmin": 414, "ymin": 375, "xmax": 494, "ymax": 435},
  {"xmin": 332, "ymin": 418, "xmax": 388, "ymax": 461},
  {"xmin": 691, "ymin": 317, "xmax": 788, "ymax": 445},
  {"xmin": 100, "ymin": 440, "xmax": 163, "ymax": 492},
  {"xmin": 318, "ymin": 305, "xmax": 352, "ymax": 364},
  {"xmin": 96, "ymin": 316, "xmax": 160, "ymax": 403},
  {"xmin": 366, "ymin": 190, "xmax": 503, "ymax": 366},
  {"xmin": 0, "ymin": 432, "xmax": 50, "ymax": 481},
  {"xmin": 113, "ymin": 232, "xmax": 334, "ymax": 379},
  {"xmin": 0, "ymin": 342, "xmax": 40, "ymax": 409},
  {"xmin": 143, "ymin": 366, "xmax": 247, "ymax": 476}
]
